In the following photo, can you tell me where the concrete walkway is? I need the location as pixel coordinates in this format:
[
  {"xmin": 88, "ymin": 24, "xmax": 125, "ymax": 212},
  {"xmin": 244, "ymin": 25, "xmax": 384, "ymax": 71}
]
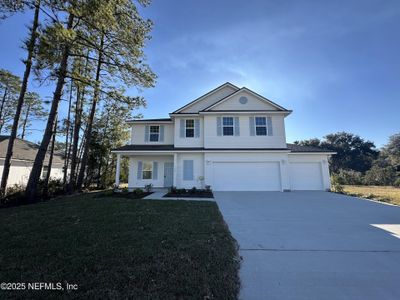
[{"xmin": 215, "ymin": 191, "xmax": 400, "ymax": 300}]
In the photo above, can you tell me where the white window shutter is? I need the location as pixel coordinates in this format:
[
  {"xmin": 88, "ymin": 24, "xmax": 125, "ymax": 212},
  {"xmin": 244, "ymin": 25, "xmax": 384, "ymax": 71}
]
[
  {"xmin": 180, "ymin": 119, "xmax": 185, "ymax": 138},
  {"xmin": 137, "ymin": 161, "xmax": 143, "ymax": 179},
  {"xmin": 249, "ymin": 117, "xmax": 255, "ymax": 136},
  {"xmin": 267, "ymin": 117, "xmax": 273, "ymax": 136},
  {"xmin": 144, "ymin": 126, "xmax": 149, "ymax": 142},
  {"xmin": 216, "ymin": 117, "xmax": 222, "ymax": 136},
  {"xmin": 234, "ymin": 117, "xmax": 240, "ymax": 136},
  {"xmin": 153, "ymin": 162, "xmax": 158, "ymax": 180},
  {"xmin": 194, "ymin": 119, "xmax": 200, "ymax": 138},
  {"xmin": 183, "ymin": 160, "xmax": 194, "ymax": 180}
]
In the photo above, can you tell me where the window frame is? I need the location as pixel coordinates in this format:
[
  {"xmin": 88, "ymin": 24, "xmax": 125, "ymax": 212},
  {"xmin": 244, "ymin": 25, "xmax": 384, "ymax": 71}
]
[
  {"xmin": 149, "ymin": 125, "xmax": 160, "ymax": 142},
  {"xmin": 222, "ymin": 116, "xmax": 234, "ymax": 136},
  {"xmin": 41, "ymin": 166, "xmax": 49, "ymax": 180},
  {"xmin": 185, "ymin": 119, "xmax": 195, "ymax": 138},
  {"xmin": 254, "ymin": 116, "xmax": 267, "ymax": 136},
  {"xmin": 142, "ymin": 161, "xmax": 153, "ymax": 180}
]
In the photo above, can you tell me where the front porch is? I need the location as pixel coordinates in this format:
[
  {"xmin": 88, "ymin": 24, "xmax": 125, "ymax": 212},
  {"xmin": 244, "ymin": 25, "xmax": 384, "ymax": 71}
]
[{"xmin": 114, "ymin": 153, "xmax": 178, "ymax": 189}]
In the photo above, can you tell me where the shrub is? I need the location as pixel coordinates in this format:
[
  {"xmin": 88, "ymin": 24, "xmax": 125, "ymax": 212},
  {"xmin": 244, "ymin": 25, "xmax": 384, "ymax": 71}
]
[
  {"xmin": 169, "ymin": 186, "xmax": 177, "ymax": 193},
  {"xmin": 335, "ymin": 169, "xmax": 364, "ymax": 185},
  {"xmin": 190, "ymin": 187, "xmax": 197, "ymax": 194},
  {"xmin": 394, "ymin": 178, "xmax": 400, "ymax": 187},
  {"xmin": 363, "ymin": 166, "xmax": 397, "ymax": 186},
  {"xmin": 121, "ymin": 187, "xmax": 129, "ymax": 193},
  {"xmin": 330, "ymin": 174, "xmax": 344, "ymax": 193},
  {"xmin": 133, "ymin": 188, "xmax": 144, "ymax": 195},
  {"xmin": 205, "ymin": 185, "xmax": 212, "ymax": 192},
  {"xmin": 144, "ymin": 184, "xmax": 153, "ymax": 193},
  {"xmin": 177, "ymin": 188, "xmax": 186, "ymax": 194}
]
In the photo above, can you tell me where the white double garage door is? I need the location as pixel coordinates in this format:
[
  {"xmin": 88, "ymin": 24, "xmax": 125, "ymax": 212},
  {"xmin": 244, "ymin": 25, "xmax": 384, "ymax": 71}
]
[{"xmin": 211, "ymin": 161, "xmax": 324, "ymax": 191}]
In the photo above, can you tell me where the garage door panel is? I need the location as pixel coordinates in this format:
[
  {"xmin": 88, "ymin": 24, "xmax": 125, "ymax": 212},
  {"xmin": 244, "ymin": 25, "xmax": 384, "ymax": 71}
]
[
  {"xmin": 212, "ymin": 162, "xmax": 281, "ymax": 191},
  {"xmin": 290, "ymin": 162, "xmax": 323, "ymax": 190}
]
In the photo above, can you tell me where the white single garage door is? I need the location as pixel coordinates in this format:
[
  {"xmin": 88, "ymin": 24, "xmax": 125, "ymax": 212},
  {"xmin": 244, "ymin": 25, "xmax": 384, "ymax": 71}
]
[
  {"xmin": 290, "ymin": 162, "xmax": 323, "ymax": 190},
  {"xmin": 212, "ymin": 162, "xmax": 281, "ymax": 191}
]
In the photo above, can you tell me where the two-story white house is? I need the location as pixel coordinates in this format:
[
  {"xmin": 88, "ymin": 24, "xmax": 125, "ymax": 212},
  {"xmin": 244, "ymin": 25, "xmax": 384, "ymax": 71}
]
[{"xmin": 112, "ymin": 82, "xmax": 335, "ymax": 191}]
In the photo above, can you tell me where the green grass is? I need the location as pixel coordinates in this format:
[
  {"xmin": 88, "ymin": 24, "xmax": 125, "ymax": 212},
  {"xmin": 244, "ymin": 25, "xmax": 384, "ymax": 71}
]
[
  {"xmin": 343, "ymin": 185, "xmax": 400, "ymax": 206},
  {"xmin": 0, "ymin": 193, "xmax": 240, "ymax": 299}
]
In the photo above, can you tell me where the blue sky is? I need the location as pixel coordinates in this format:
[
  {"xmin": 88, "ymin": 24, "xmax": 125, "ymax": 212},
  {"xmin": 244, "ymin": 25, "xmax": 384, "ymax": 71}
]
[{"xmin": 0, "ymin": 0, "xmax": 399, "ymax": 147}]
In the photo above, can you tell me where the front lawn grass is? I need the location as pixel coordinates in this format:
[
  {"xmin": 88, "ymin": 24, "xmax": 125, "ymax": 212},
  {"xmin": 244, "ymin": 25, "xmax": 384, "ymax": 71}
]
[
  {"xmin": 343, "ymin": 185, "xmax": 400, "ymax": 206},
  {"xmin": 0, "ymin": 193, "xmax": 240, "ymax": 299}
]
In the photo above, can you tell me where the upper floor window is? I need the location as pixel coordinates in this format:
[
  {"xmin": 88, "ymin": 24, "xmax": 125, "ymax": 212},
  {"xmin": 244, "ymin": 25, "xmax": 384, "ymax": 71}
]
[
  {"xmin": 185, "ymin": 119, "xmax": 194, "ymax": 138},
  {"xmin": 149, "ymin": 126, "xmax": 159, "ymax": 142},
  {"xmin": 255, "ymin": 117, "xmax": 267, "ymax": 136},
  {"xmin": 222, "ymin": 117, "xmax": 234, "ymax": 136}
]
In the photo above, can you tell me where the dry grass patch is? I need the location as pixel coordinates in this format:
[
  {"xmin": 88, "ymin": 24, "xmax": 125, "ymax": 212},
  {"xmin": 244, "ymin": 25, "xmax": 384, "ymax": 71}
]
[{"xmin": 343, "ymin": 185, "xmax": 400, "ymax": 206}]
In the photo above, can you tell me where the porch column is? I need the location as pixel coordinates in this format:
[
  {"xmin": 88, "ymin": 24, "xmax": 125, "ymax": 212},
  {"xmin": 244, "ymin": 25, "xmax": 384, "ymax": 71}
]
[
  {"xmin": 173, "ymin": 153, "xmax": 178, "ymax": 187},
  {"xmin": 115, "ymin": 154, "xmax": 121, "ymax": 187}
]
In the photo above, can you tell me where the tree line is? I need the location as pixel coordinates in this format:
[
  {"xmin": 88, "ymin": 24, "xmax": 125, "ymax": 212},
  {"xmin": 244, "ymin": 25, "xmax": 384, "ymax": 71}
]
[
  {"xmin": 294, "ymin": 132, "xmax": 400, "ymax": 186},
  {"xmin": 0, "ymin": 0, "xmax": 155, "ymax": 204}
]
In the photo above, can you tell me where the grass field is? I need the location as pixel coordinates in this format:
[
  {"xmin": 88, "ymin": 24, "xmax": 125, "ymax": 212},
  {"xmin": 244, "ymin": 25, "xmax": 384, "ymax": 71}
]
[
  {"xmin": 343, "ymin": 185, "xmax": 400, "ymax": 206},
  {"xmin": 0, "ymin": 193, "xmax": 240, "ymax": 299}
]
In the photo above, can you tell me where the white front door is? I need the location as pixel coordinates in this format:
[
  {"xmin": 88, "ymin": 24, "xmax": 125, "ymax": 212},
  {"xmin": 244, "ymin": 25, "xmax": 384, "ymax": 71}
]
[
  {"xmin": 212, "ymin": 161, "xmax": 281, "ymax": 191},
  {"xmin": 163, "ymin": 162, "xmax": 174, "ymax": 187},
  {"xmin": 290, "ymin": 162, "xmax": 323, "ymax": 190}
]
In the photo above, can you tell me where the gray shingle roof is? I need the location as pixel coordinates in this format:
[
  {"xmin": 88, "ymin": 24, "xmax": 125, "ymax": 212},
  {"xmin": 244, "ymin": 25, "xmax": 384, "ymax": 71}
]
[
  {"xmin": 286, "ymin": 143, "xmax": 333, "ymax": 153},
  {"xmin": 0, "ymin": 135, "xmax": 65, "ymax": 165}
]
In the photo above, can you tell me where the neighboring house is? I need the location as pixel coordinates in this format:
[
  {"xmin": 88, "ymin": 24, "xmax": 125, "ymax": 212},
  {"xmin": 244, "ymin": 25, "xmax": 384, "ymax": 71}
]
[
  {"xmin": 112, "ymin": 83, "xmax": 335, "ymax": 191},
  {"xmin": 0, "ymin": 136, "xmax": 65, "ymax": 187}
]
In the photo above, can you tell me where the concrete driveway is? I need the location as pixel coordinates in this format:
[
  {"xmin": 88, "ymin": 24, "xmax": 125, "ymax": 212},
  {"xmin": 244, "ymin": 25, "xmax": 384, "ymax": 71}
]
[{"xmin": 215, "ymin": 191, "xmax": 400, "ymax": 300}]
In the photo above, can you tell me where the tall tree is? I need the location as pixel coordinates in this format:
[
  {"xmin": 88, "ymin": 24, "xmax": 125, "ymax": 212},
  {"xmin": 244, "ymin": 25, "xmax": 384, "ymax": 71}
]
[
  {"xmin": 382, "ymin": 133, "xmax": 400, "ymax": 167},
  {"xmin": 0, "ymin": 0, "xmax": 40, "ymax": 198},
  {"xmin": 323, "ymin": 132, "xmax": 378, "ymax": 173},
  {"xmin": 0, "ymin": 69, "xmax": 21, "ymax": 134},
  {"xmin": 25, "ymin": 10, "xmax": 75, "ymax": 202},
  {"xmin": 18, "ymin": 92, "xmax": 46, "ymax": 139},
  {"xmin": 73, "ymin": 0, "xmax": 155, "ymax": 190}
]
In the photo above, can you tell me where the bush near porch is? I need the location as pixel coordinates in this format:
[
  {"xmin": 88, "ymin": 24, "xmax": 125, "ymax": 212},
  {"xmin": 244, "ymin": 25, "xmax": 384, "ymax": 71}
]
[
  {"xmin": 164, "ymin": 186, "xmax": 214, "ymax": 198},
  {"xmin": 0, "ymin": 193, "xmax": 240, "ymax": 299}
]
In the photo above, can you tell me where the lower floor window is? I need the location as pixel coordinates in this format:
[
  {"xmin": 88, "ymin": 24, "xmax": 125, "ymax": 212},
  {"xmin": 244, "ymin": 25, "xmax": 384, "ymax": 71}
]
[
  {"xmin": 142, "ymin": 162, "xmax": 153, "ymax": 179},
  {"xmin": 41, "ymin": 166, "xmax": 49, "ymax": 179}
]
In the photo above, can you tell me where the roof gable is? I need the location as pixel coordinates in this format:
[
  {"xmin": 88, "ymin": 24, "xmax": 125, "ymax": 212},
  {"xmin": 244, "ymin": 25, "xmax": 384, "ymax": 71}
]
[
  {"xmin": 204, "ymin": 88, "xmax": 288, "ymax": 112},
  {"xmin": 173, "ymin": 82, "xmax": 239, "ymax": 114}
]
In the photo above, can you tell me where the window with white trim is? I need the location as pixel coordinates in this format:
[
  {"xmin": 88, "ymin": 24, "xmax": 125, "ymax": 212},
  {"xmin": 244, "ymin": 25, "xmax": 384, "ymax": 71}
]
[
  {"xmin": 255, "ymin": 117, "xmax": 267, "ymax": 136},
  {"xmin": 222, "ymin": 117, "xmax": 234, "ymax": 136},
  {"xmin": 185, "ymin": 119, "xmax": 194, "ymax": 138},
  {"xmin": 142, "ymin": 162, "xmax": 153, "ymax": 179},
  {"xmin": 149, "ymin": 126, "xmax": 159, "ymax": 142}
]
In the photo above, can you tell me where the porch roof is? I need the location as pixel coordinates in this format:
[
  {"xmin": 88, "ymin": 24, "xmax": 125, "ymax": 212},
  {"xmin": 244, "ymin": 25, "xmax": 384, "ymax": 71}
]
[{"xmin": 112, "ymin": 144, "xmax": 334, "ymax": 153}]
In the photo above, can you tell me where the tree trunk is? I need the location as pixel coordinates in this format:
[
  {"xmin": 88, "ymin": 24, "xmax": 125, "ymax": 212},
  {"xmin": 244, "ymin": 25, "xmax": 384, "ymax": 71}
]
[
  {"xmin": 25, "ymin": 13, "xmax": 74, "ymax": 203},
  {"xmin": 0, "ymin": 0, "xmax": 40, "ymax": 198},
  {"xmin": 67, "ymin": 86, "xmax": 84, "ymax": 192},
  {"xmin": 63, "ymin": 80, "xmax": 73, "ymax": 185},
  {"xmin": 43, "ymin": 115, "xmax": 57, "ymax": 198},
  {"xmin": 20, "ymin": 102, "xmax": 31, "ymax": 139},
  {"xmin": 76, "ymin": 34, "xmax": 104, "ymax": 190}
]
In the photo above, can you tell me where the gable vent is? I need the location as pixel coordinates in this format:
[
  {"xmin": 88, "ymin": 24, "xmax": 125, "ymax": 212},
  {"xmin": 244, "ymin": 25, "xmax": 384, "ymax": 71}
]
[{"xmin": 239, "ymin": 96, "xmax": 248, "ymax": 104}]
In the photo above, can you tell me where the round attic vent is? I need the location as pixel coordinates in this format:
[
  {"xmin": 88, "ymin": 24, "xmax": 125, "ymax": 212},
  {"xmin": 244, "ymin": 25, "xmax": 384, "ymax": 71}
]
[{"xmin": 239, "ymin": 96, "xmax": 248, "ymax": 104}]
